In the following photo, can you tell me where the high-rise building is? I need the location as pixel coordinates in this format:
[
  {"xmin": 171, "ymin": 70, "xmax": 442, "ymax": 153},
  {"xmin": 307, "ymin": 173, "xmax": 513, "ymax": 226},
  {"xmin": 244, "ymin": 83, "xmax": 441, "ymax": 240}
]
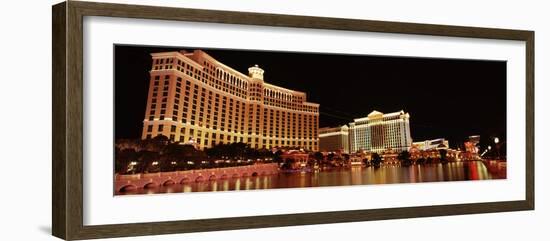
[
  {"xmin": 140, "ymin": 50, "xmax": 319, "ymax": 151},
  {"xmin": 318, "ymin": 125, "xmax": 349, "ymax": 153},
  {"xmin": 348, "ymin": 110, "xmax": 412, "ymax": 153}
]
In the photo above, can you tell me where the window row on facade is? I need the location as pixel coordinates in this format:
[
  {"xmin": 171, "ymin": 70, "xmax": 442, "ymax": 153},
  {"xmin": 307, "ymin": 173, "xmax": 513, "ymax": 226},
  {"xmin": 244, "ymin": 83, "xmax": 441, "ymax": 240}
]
[
  {"xmin": 151, "ymin": 51, "xmax": 318, "ymax": 113},
  {"xmin": 144, "ymin": 122, "xmax": 318, "ymax": 151},
  {"xmin": 320, "ymin": 111, "xmax": 412, "ymax": 154},
  {"xmin": 142, "ymin": 50, "xmax": 320, "ymax": 151}
]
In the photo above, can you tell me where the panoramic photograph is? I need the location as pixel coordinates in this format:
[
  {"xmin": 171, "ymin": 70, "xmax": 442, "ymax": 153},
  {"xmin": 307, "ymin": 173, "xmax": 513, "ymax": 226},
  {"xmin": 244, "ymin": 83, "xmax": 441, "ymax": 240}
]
[{"xmin": 113, "ymin": 45, "xmax": 507, "ymax": 195}]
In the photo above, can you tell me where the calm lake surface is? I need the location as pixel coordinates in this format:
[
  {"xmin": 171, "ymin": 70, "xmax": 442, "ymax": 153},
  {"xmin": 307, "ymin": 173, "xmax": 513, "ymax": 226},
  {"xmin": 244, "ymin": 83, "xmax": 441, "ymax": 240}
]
[{"xmin": 117, "ymin": 161, "xmax": 506, "ymax": 195}]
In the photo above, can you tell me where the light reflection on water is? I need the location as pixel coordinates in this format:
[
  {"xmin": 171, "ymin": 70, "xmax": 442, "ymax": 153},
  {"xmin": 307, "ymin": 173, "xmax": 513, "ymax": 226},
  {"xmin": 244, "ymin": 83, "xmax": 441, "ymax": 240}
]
[{"xmin": 117, "ymin": 161, "xmax": 506, "ymax": 195}]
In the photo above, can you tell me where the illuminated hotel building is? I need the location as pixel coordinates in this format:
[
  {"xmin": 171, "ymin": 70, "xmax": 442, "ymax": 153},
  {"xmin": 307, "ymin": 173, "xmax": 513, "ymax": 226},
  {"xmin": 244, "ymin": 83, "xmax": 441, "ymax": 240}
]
[
  {"xmin": 318, "ymin": 125, "xmax": 349, "ymax": 153},
  {"xmin": 348, "ymin": 110, "xmax": 412, "ymax": 153},
  {"xmin": 141, "ymin": 50, "xmax": 319, "ymax": 151},
  {"xmin": 412, "ymin": 138, "xmax": 449, "ymax": 151},
  {"xmin": 464, "ymin": 135, "xmax": 480, "ymax": 155}
]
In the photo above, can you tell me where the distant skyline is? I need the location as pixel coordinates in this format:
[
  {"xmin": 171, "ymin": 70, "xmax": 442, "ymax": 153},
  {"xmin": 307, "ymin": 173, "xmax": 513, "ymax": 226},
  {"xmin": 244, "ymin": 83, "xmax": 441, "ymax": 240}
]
[{"xmin": 115, "ymin": 45, "xmax": 506, "ymax": 149}]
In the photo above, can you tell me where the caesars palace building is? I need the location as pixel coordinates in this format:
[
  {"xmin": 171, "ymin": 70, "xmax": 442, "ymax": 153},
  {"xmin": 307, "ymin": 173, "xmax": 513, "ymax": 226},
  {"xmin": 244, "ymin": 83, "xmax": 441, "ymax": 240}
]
[
  {"xmin": 319, "ymin": 110, "xmax": 413, "ymax": 154},
  {"xmin": 141, "ymin": 50, "xmax": 320, "ymax": 151},
  {"xmin": 349, "ymin": 110, "xmax": 412, "ymax": 153}
]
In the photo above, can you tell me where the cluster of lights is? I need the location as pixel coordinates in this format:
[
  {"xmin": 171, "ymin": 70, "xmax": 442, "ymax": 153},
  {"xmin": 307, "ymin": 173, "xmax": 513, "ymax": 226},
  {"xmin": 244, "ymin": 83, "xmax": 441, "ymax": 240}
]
[
  {"xmin": 480, "ymin": 137, "xmax": 500, "ymax": 157},
  {"xmin": 126, "ymin": 161, "xmax": 138, "ymax": 172}
]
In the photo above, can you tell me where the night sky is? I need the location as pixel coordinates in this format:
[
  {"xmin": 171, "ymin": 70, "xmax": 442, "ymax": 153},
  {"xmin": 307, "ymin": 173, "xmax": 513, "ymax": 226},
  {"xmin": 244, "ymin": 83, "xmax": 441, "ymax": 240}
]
[{"xmin": 115, "ymin": 45, "xmax": 506, "ymax": 149}]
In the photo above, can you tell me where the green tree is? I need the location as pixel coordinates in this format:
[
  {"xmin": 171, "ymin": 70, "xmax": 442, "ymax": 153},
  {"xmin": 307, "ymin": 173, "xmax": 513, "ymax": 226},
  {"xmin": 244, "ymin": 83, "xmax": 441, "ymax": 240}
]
[
  {"xmin": 398, "ymin": 151, "xmax": 412, "ymax": 166},
  {"xmin": 426, "ymin": 157, "xmax": 433, "ymax": 164},
  {"xmin": 205, "ymin": 145, "xmax": 221, "ymax": 159},
  {"xmin": 343, "ymin": 154, "xmax": 350, "ymax": 161},
  {"xmin": 273, "ymin": 150, "xmax": 284, "ymax": 163},
  {"xmin": 158, "ymin": 159, "xmax": 177, "ymax": 172},
  {"xmin": 313, "ymin": 152, "xmax": 324, "ymax": 162},
  {"xmin": 281, "ymin": 158, "xmax": 294, "ymax": 170},
  {"xmin": 138, "ymin": 151, "xmax": 160, "ymax": 173},
  {"xmin": 139, "ymin": 134, "xmax": 169, "ymax": 152},
  {"xmin": 439, "ymin": 149, "xmax": 448, "ymax": 163},
  {"xmin": 371, "ymin": 153, "xmax": 382, "ymax": 167},
  {"xmin": 115, "ymin": 149, "xmax": 138, "ymax": 174}
]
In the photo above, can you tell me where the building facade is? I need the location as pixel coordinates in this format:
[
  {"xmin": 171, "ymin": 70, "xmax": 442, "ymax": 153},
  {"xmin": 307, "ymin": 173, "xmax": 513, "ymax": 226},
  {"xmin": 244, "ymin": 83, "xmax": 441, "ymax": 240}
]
[
  {"xmin": 318, "ymin": 125, "xmax": 349, "ymax": 153},
  {"xmin": 141, "ymin": 50, "xmax": 319, "ymax": 151},
  {"xmin": 412, "ymin": 138, "xmax": 449, "ymax": 151},
  {"xmin": 348, "ymin": 110, "xmax": 412, "ymax": 153},
  {"xmin": 465, "ymin": 135, "xmax": 480, "ymax": 153}
]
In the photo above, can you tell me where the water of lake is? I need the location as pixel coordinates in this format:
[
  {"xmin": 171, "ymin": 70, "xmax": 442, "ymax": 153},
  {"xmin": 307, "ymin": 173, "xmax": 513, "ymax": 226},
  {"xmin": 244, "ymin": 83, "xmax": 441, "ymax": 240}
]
[{"xmin": 116, "ymin": 161, "xmax": 506, "ymax": 195}]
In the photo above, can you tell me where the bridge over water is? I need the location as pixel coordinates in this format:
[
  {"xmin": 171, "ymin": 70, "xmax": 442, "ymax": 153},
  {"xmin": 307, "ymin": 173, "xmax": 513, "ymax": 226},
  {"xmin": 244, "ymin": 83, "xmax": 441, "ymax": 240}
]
[{"xmin": 115, "ymin": 163, "xmax": 279, "ymax": 192}]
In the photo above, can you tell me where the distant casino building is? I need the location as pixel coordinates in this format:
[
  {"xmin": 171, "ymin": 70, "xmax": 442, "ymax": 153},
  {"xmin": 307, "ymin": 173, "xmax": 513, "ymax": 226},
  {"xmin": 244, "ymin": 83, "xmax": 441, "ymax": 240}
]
[
  {"xmin": 348, "ymin": 110, "xmax": 412, "ymax": 153},
  {"xmin": 464, "ymin": 135, "xmax": 480, "ymax": 155},
  {"xmin": 412, "ymin": 138, "xmax": 449, "ymax": 151},
  {"xmin": 318, "ymin": 125, "xmax": 349, "ymax": 153},
  {"xmin": 466, "ymin": 135, "xmax": 480, "ymax": 152},
  {"xmin": 141, "ymin": 50, "xmax": 319, "ymax": 151}
]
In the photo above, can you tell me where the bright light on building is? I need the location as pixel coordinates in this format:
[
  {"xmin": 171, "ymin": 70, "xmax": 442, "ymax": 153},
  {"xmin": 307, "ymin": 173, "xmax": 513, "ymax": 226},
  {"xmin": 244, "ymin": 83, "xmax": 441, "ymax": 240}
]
[
  {"xmin": 413, "ymin": 138, "xmax": 449, "ymax": 151},
  {"xmin": 318, "ymin": 125, "xmax": 349, "ymax": 153},
  {"xmin": 348, "ymin": 110, "xmax": 412, "ymax": 153},
  {"xmin": 140, "ymin": 50, "xmax": 320, "ymax": 151}
]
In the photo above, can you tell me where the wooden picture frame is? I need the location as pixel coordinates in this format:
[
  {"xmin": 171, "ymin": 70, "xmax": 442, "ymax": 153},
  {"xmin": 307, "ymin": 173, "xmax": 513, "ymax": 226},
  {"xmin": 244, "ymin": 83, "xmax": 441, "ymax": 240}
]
[{"xmin": 52, "ymin": 1, "xmax": 534, "ymax": 240}]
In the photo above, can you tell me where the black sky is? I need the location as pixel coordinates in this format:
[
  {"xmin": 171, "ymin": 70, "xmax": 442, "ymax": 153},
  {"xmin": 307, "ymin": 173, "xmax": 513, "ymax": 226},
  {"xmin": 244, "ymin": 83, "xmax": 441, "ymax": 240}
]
[{"xmin": 114, "ymin": 45, "xmax": 506, "ymax": 148}]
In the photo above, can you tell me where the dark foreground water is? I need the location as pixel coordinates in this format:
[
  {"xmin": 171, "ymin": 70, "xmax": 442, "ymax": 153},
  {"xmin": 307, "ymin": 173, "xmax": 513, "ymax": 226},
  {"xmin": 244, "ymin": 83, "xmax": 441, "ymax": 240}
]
[{"xmin": 117, "ymin": 161, "xmax": 506, "ymax": 195}]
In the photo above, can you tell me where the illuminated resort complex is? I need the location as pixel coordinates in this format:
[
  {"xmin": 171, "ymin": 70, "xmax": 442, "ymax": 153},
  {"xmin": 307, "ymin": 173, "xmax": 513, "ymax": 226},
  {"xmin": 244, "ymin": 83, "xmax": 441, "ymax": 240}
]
[
  {"xmin": 320, "ymin": 110, "xmax": 413, "ymax": 153},
  {"xmin": 140, "ymin": 50, "xmax": 320, "ymax": 151},
  {"xmin": 349, "ymin": 110, "xmax": 412, "ymax": 153}
]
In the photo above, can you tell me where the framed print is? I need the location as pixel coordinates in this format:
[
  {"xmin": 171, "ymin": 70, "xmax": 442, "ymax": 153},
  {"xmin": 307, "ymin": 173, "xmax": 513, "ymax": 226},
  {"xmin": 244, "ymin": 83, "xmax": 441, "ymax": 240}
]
[{"xmin": 52, "ymin": 1, "xmax": 534, "ymax": 240}]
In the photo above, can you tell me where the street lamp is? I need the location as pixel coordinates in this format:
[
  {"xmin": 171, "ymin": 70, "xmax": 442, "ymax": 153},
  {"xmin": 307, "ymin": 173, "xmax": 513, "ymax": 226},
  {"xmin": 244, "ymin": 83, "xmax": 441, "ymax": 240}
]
[{"xmin": 494, "ymin": 137, "xmax": 501, "ymax": 160}]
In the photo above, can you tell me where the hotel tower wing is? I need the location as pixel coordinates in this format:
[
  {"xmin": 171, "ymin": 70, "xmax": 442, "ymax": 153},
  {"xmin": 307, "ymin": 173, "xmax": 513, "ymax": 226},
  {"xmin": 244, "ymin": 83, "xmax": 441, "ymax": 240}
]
[
  {"xmin": 349, "ymin": 110, "xmax": 412, "ymax": 153},
  {"xmin": 140, "ymin": 50, "xmax": 319, "ymax": 151},
  {"xmin": 319, "ymin": 110, "xmax": 413, "ymax": 154}
]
